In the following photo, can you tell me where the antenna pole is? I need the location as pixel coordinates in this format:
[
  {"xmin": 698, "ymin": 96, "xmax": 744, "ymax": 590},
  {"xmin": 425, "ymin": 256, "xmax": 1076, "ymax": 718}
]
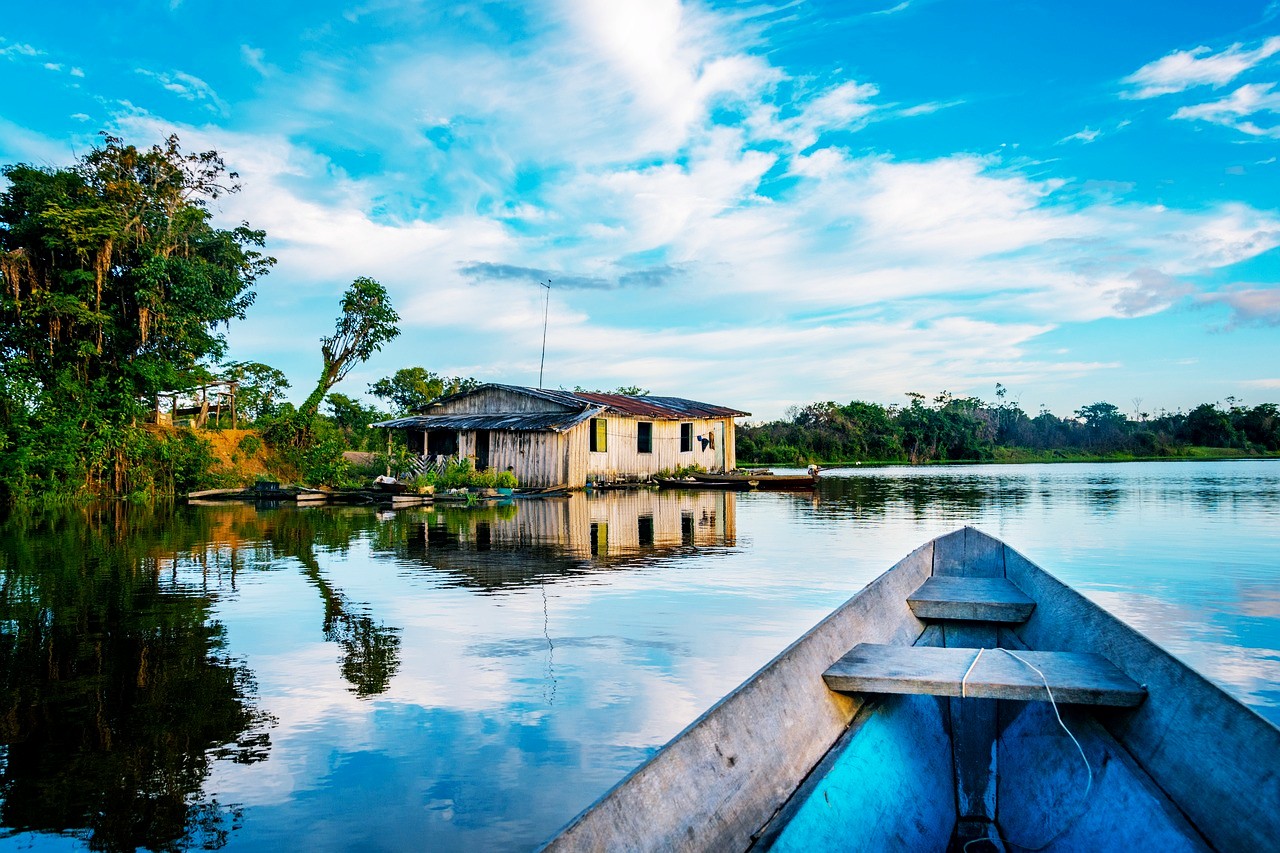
[{"xmin": 538, "ymin": 279, "xmax": 551, "ymax": 389}]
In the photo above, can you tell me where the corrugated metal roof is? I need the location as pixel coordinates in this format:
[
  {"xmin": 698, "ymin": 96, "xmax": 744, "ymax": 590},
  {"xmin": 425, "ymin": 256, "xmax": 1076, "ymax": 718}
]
[
  {"xmin": 390, "ymin": 383, "xmax": 750, "ymax": 428},
  {"xmin": 372, "ymin": 409, "xmax": 600, "ymax": 433},
  {"xmin": 573, "ymin": 392, "xmax": 750, "ymax": 419}
]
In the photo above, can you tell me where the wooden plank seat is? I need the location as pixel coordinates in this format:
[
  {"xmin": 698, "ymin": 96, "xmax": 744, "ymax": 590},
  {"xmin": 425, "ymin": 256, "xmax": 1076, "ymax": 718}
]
[
  {"xmin": 907, "ymin": 577, "xmax": 1035, "ymax": 623},
  {"xmin": 824, "ymin": 643, "xmax": 1146, "ymax": 706}
]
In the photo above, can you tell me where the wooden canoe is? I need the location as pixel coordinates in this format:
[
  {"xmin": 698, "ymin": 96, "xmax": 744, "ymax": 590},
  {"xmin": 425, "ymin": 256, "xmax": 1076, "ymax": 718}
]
[
  {"xmin": 541, "ymin": 527, "xmax": 1279, "ymax": 852},
  {"xmin": 690, "ymin": 472, "xmax": 817, "ymax": 490},
  {"xmin": 655, "ymin": 477, "xmax": 758, "ymax": 491}
]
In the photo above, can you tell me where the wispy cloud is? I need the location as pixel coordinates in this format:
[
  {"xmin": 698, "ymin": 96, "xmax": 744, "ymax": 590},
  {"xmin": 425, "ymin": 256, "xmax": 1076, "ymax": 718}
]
[
  {"xmin": 459, "ymin": 261, "xmax": 684, "ymax": 290},
  {"xmin": 1172, "ymin": 82, "xmax": 1280, "ymax": 136},
  {"xmin": 135, "ymin": 68, "xmax": 229, "ymax": 115},
  {"xmin": 0, "ymin": 41, "xmax": 40, "ymax": 58},
  {"xmin": 1123, "ymin": 36, "xmax": 1280, "ymax": 98},
  {"xmin": 240, "ymin": 44, "xmax": 271, "ymax": 77},
  {"xmin": 1060, "ymin": 126, "xmax": 1100, "ymax": 144},
  {"xmin": 1200, "ymin": 286, "xmax": 1280, "ymax": 328}
]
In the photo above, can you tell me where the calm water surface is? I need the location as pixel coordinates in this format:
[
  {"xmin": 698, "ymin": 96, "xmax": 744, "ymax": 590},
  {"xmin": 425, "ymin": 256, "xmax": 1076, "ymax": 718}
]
[{"xmin": 1, "ymin": 460, "xmax": 1277, "ymax": 851}]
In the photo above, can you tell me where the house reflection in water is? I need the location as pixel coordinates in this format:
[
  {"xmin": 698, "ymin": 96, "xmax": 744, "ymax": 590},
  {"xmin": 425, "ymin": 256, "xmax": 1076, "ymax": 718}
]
[{"xmin": 398, "ymin": 490, "xmax": 737, "ymax": 589}]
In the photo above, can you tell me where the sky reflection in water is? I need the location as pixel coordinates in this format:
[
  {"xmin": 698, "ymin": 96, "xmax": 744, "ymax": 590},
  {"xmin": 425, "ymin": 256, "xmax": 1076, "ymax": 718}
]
[{"xmin": 0, "ymin": 460, "xmax": 1276, "ymax": 851}]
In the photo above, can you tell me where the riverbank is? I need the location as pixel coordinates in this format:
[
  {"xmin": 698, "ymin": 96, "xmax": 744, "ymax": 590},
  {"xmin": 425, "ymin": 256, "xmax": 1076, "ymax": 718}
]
[{"xmin": 741, "ymin": 446, "xmax": 1280, "ymax": 469}]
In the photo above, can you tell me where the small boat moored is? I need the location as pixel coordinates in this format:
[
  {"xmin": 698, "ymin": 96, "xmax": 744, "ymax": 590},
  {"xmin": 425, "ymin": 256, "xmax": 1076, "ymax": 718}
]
[
  {"xmin": 542, "ymin": 527, "xmax": 1279, "ymax": 852},
  {"xmin": 654, "ymin": 476, "xmax": 758, "ymax": 490},
  {"xmin": 690, "ymin": 471, "xmax": 817, "ymax": 490}
]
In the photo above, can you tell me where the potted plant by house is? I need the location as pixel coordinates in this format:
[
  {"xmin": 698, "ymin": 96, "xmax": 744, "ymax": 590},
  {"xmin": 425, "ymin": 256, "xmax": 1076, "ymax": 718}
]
[{"xmin": 495, "ymin": 470, "xmax": 518, "ymax": 495}]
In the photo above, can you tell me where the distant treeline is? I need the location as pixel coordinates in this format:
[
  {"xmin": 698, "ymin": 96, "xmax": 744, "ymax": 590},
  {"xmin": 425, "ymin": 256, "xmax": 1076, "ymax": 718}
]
[{"xmin": 737, "ymin": 389, "xmax": 1280, "ymax": 465}]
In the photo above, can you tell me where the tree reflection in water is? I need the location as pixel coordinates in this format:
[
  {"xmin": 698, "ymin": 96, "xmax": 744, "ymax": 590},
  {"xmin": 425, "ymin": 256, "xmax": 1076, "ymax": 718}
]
[
  {"xmin": 0, "ymin": 503, "xmax": 273, "ymax": 852},
  {"xmin": 0, "ymin": 503, "xmax": 405, "ymax": 850},
  {"xmin": 257, "ymin": 507, "xmax": 402, "ymax": 697}
]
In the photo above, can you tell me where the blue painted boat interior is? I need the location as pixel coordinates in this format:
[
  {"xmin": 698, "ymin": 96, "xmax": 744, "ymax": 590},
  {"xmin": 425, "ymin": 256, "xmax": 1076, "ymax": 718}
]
[{"xmin": 762, "ymin": 696, "xmax": 1211, "ymax": 851}]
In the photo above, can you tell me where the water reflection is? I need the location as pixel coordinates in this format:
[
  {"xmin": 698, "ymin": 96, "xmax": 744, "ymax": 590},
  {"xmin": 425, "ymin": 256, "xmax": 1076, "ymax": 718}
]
[
  {"xmin": 390, "ymin": 491, "xmax": 737, "ymax": 591},
  {"xmin": 814, "ymin": 472, "xmax": 1033, "ymax": 520},
  {"xmin": 1, "ymin": 463, "xmax": 1277, "ymax": 853},
  {"xmin": 0, "ymin": 504, "xmax": 274, "ymax": 852}
]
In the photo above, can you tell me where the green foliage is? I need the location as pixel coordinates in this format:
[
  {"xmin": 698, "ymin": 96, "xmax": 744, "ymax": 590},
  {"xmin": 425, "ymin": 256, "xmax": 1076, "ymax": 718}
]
[
  {"xmin": 0, "ymin": 134, "xmax": 273, "ymax": 503},
  {"xmin": 656, "ymin": 463, "xmax": 707, "ymax": 478},
  {"xmin": 738, "ymin": 388, "xmax": 1280, "ymax": 465},
  {"xmin": 369, "ymin": 367, "xmax": 480, "ymax": 414},
  {"xmin": 406, "ymin": 471, "xmax": 437, "ymax": 492},
  {"xmin": 325, "ymin": 393, "xmax": 387, "ymax": 451},
  {"xmin": 425, "ymin": 458, "xmax": 512, "ymax": 490},
  {"xmin": 222, "ymin": 360, "xmax": 290, "ymax": 421},
  {"xmin": 437, "ymin": 457, "xmax": 476, "ymax": 490},
  {"xmin": 301, "ymin": 276, "xmax": 400, "ymax": 417},
  {"xmin": 258, "ymin": 405, "xmax": 359, "ymax": 488},
  {"xmin": 237, "ymin": 432, "xmax": 263, "ymax": 456}
]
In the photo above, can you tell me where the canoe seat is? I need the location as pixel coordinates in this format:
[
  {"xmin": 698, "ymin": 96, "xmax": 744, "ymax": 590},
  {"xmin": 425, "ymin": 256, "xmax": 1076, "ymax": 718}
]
[
  {"xmin": 824, "ymin": 643, "xmax": 1146, "ymax": 706},
  {"xmin": 907, "ymin": 576, "xmax": 1035, "ymax": 623}
]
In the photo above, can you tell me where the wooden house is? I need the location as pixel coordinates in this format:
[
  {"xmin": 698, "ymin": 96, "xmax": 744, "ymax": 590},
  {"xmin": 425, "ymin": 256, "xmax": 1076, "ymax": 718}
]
[{"xmin": 373, "ymin": 384, "xmax": 749, "ymax": 489}]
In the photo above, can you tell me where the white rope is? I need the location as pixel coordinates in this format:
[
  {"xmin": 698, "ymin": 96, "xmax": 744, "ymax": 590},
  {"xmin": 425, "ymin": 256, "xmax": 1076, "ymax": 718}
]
[
  {"xmin": 961, "ymin": 647, "xmax": 985, "ymax": 698},
  {"xmin": 958, "ymin": 647, "xmax": 1095, "ymax": 852}
]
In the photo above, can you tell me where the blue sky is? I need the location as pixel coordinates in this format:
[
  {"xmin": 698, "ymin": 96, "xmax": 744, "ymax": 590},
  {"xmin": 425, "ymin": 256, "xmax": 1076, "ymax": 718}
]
[{"xmin": 2, "ymin": 0, "xmax": 1278, "ymax": 419}]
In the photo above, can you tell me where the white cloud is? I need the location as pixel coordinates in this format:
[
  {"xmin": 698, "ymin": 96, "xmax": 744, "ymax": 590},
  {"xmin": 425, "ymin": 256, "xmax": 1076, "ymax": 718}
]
[
  {"xmin": 135, "ymin": 67, "xmax": 229, "ymax": 115},
  {"xmin": 240, "ymin": 44, "xmax": 270, "ymax": 77},
  {"xmin": 1172, "ymin": 82, "xmax": 1280, "ymax": 136},
  {"xmin": 1124, "ymin": 36, "xmax": 1280, "ymax": 98},
  {"xmin": 43, "ymin": 62, "xmax": 61, "ymax": 71},
  {"xmin": 1060, "ymin": 127, "xmax": 1100, "ymax": 144},
  {"xmin": 72, "ymin": 2, "xmax": 1280, "ymax": 416},
  {"xmin": 1199, "ymin": 286, "xmax": 1280, "ymax": 328},
  {"xmin": 0, "ymin": 41, "xmax": 40, "ymax": 58}
]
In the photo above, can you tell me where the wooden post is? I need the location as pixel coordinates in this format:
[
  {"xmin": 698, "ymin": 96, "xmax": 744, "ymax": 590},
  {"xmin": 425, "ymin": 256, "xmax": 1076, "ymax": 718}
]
[
  {"xmin": 386, "ymin": 429, "xmax": 393, "ymax": 477},
  {"xmin": 229, "ymin": 381, "xmax": 237, "ymax": 429}
]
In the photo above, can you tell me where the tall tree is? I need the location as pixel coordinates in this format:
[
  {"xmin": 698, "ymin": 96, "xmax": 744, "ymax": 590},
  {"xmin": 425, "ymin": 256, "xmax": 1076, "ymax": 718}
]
[
  {"xmin": 0, "ymin": 134, "xmax": 272, "ymax": 400},
  {"xmin": 300, "ymin": 277, "xmax": 400, "ymax": 418},
  {"xmin": 0, "ymin": 134, "xmax": 273, "ymax": 500},
  {"xmin": 369, "ymin": 367, "xmax": 479, "ymax": 414}
]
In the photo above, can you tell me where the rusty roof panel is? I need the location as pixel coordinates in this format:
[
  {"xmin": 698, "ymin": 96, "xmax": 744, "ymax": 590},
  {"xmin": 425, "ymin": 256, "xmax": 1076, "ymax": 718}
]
[{"xmin": 573, "ymin": 392, "xmax": 750, "ymax": 419}]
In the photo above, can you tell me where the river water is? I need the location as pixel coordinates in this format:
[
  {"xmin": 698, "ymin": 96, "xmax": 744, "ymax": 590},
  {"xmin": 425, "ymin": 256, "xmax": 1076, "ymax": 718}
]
[{"xmin": 1, "ymin": 460, "xmax": 1277, "ymax": 851}]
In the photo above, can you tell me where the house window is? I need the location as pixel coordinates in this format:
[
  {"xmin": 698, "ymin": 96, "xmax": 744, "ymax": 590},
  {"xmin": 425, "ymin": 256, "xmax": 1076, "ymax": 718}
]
[
  {"xmin": 680, "ymin": 423, "xmax": 693, "ymax": 452},
  {"xmin": 637, "ymin": 422, "xmax": 653, "ymax": 453},
  {"xmin": 590, "ymin": 418, "xmax": 607, "ymax": 452}
]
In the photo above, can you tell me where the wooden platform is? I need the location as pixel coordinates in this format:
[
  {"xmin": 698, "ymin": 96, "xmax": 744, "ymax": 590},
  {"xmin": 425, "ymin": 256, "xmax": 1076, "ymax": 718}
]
[
  {"xmin": 907, "ymin": 577, "xmax": 1035, "ymax": 623},
  {"xmin": 824, "ymin": 643, "xmax": 1146, "ymax": 706}
]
